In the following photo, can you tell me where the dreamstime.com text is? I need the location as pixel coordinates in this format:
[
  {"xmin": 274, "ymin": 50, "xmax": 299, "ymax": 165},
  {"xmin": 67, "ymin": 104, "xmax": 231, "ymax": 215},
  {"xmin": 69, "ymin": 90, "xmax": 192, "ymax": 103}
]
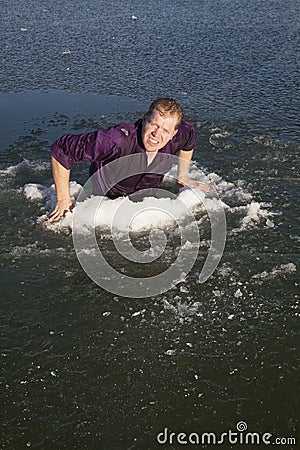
[{"xmin": 156, "ymin": 422, "xmax": 296, "ymax": 446}]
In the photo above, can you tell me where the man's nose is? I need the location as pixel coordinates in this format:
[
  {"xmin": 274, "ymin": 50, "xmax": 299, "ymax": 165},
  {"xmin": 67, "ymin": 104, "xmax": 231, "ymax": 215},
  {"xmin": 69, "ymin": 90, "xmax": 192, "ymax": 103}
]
[{"xmin": 152, "ymin": 127, "xmax": 160, "ymax": 137}]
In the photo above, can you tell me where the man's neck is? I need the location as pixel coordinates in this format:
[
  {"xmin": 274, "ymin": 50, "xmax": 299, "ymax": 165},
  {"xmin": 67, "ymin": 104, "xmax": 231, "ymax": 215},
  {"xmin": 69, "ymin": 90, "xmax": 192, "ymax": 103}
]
[{"xmin": 146, "ymin": 151, "xmax": 158, "ymax": 166}]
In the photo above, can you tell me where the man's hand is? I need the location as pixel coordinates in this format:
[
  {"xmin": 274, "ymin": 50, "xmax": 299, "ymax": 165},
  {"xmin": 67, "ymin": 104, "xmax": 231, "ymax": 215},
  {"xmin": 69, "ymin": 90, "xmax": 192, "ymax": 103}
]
[
  {"xmin": 48, "ymin": 156, "xmax": 73, "ymax": 222},
  {"xmin": 48, "ymin": 200, "xmax": 74, "ymax": 223},
  {"xmin": 177, "ymin": 150, "xmax": 210, "ymax": 193},
  {"xmin": 177, "ymin": 176, "xmax": 210, "ymax": 193}
]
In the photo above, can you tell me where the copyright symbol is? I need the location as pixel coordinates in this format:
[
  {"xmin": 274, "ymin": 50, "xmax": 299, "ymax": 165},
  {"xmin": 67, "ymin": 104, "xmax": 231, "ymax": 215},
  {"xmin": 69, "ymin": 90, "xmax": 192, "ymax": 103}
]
[
  {"xmin": 236, "ymin": 421, "xmax": 247, "ymax": 432},
  {"xmin": 72, "ymin": 153, "xmax": 226, "ymax": 297}
]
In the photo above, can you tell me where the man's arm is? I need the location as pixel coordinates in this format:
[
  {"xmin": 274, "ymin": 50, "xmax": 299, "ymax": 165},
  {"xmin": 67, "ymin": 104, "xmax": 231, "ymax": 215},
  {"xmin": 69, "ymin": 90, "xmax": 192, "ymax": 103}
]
[
  {"xmin": 48, "ymin": 129, "xmax": 101, "ymax": 222},
  {"xmin": 177, "ymin": 149, "xmax": 209, "ymax": 192},
  {"xmin": 48, "ymin": 156, "xmax": 73, "ymax": 222}
]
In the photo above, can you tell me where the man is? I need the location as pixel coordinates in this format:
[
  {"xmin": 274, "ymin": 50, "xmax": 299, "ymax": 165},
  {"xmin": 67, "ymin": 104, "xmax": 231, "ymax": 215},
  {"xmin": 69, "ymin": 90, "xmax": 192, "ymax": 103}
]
[{"xmin": 49, "ymin": 98, "xmax": 209, "ymax": 222}]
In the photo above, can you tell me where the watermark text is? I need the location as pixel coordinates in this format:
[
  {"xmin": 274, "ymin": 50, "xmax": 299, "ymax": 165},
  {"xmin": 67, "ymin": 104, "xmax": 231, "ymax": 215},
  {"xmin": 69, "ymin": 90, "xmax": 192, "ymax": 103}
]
[{"xmin": 157, "ymin": 422, "xmax": 296, "ymax": 446}]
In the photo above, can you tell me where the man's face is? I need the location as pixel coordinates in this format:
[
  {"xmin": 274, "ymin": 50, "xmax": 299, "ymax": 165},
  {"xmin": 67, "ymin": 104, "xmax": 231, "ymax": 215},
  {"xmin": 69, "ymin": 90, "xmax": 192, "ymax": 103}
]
[{"xmin": 141, "ymin": 109, "xmax": 178, "ymax": 152}]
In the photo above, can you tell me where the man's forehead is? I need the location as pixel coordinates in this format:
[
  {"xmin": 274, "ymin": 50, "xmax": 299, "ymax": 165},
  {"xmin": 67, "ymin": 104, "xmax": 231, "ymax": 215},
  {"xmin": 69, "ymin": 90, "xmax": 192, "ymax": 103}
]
[{"xmin": 150, "ymin": 109, "xmax": 179, "ymax": 123}]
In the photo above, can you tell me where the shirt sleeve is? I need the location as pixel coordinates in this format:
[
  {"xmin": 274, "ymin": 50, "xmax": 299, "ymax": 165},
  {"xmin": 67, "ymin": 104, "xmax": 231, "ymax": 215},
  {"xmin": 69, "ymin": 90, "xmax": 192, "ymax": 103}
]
[
  {"xmin": 174, "ymin": 122, "xmax": 196, "ymax": 152},
  {"xmin": 50, "ymin": 130, "xmax": 117, "ymax": 170}
]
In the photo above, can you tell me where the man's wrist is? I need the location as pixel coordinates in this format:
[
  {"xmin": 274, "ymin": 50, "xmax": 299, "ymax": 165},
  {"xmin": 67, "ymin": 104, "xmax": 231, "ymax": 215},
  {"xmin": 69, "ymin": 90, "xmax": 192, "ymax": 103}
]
[
  {"xmin": 177, "ymin": 175, "xmax": 189, "ymax": 185},
  {"xmin": 57, "ymin": 198, "xmax": 72, "ymax": 204}
]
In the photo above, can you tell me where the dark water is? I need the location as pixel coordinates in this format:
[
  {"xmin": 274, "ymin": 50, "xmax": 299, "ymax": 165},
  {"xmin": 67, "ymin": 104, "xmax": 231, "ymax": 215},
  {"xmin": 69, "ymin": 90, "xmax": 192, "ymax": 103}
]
[{"xmin": 1, "ymin": 1, "xmax": 299, "ymax": 449}]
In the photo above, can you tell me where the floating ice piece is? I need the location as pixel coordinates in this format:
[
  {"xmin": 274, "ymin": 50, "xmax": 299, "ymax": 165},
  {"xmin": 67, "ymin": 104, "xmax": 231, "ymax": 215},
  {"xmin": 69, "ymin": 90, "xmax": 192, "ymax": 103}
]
[
  {"xmin": 1, "ymin": 159, "xmax": 50, "ymax": 177},
  {"xmin": 62, "ymin": 50, "xmax": 71, "ymax": 55},
  {"xmin": 266, "ymin": 218, "xmax": 275, "ymax": 228},
  {"xmin": 131, "ymin": 15, "xmax": 137, "ymax": 20},
  {"xmin": 213, "ymin": 289, "xmax": 222, "ymax": 297},
  {"xmin": 180, "ymin": 285, "xmax": 189, "ymax": 293},
  {"xmin": 241, "ymin": 202, "xmax": 263, "ymax": 226},
  {"xmin": 23, "ymin": 183, "xmax": 48, "ymax": 201},
  {"xmin": 177, "ymin": 303, "xmax": 198, "ymax": 317},
  {"xmin": 21, "ymin": 27, "xmax": 27, "ymax": 32},
  {"xmin": 132, "ymin": 309, "xmax": 146, "ymax": 317},
  {"xmin": 234, "ymin": 288, "xmax": 243, "ymax": 298},
  {"xmin": 162, "ymin": 299, "xmax": 177, "ymax": 314},
  {"xmin": 251, "ymin": 263, "xmax": 297, "ymax": 280},
  {"xmin": 165, "ymin": 349, "xmax": 176, "ymax": 356}
]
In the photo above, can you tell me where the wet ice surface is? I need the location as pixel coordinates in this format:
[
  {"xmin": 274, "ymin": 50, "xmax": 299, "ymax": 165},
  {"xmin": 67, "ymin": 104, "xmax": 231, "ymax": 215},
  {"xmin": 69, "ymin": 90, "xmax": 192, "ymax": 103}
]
[
  {"xmin": 2, "ymin": 197, "xmax": 299, "ymax": 443},
  {"xmin": 1, "ymin": 103, "xmax": 298, "ymax": 448},
  {"xmin": 23, "ymin": 174, "xmax": 272, "ymax": 234}
]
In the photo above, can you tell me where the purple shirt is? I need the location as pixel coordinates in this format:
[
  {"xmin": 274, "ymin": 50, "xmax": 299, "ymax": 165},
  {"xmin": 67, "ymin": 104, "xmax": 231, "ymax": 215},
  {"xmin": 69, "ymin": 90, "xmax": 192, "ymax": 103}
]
[{"xmin": 51, "ymin": 119, "xmax": 196, "ymax": 198}]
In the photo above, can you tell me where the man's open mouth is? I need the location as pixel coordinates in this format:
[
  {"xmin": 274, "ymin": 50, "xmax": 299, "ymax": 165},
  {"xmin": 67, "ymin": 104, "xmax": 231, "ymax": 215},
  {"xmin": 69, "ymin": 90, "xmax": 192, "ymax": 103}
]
[{"xmin": 149, "ymin": 136, "xmax": 159, "ymax": 144}]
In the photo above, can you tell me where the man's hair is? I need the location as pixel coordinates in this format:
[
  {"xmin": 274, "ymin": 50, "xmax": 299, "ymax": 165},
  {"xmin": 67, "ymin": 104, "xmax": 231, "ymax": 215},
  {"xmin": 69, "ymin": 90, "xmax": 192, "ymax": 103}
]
[{"xmin": 146, "ymin": 98, "xmax": 183, "ymax": 129}]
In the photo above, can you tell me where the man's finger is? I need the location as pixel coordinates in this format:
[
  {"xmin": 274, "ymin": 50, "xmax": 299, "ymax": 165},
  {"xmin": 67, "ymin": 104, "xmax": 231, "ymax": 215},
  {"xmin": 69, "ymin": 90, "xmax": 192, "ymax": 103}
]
[
  {"xmin": 48, "ymin": 211, "xmax": 61, "ymax": 223},
  {"xmin": 48, "ymin": 210, "xmax": 58, "ymax": 219},
  {"xmin": 197, "ymin": 182, "xmax": 210, "ymax": 192},
  {"xmin": 184, "ymin": 180, "xmax": 210, "ymax": 192},
  {"xmin": 48, "ymin": 206, "xmax": 73, "ymax": 223}
]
